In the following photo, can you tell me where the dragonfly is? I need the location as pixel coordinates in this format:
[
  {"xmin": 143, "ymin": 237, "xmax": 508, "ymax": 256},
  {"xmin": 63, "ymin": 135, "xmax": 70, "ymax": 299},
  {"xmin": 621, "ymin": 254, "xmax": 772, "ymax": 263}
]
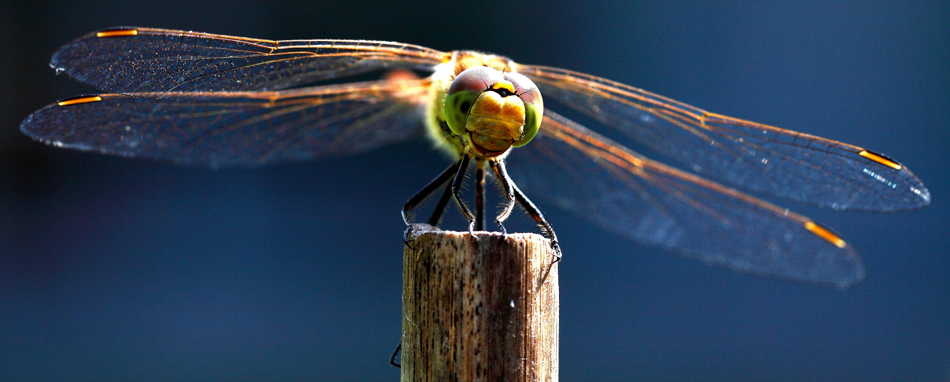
[{"xmin": 21, "ymin": 27, "xmax": 930, "ymax": 288}]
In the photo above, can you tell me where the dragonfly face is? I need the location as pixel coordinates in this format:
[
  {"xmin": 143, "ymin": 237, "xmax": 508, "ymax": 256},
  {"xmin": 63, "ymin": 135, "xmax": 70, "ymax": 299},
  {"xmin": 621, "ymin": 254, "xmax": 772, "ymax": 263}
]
[
  {"xmin": 442, "ymin": 65, "xmax": 543, "ymax": 157},
  {"xmin": 20, "ymin": 27, "xmax": 930, "ymax": 287}
]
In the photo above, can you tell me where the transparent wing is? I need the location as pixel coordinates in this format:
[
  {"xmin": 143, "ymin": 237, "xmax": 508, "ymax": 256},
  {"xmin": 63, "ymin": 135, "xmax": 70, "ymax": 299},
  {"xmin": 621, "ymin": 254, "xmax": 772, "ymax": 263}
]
[
  {"xmin": 508, "ymin": 111, "xmax": 864, "ymax": 286},
  {"xmin": 50, "ymin": 27, "xmax": 449, "ymax": 96},
  {"xmin": 20, "ymin": 78, "xmax": 432, "ymax": 166},
  {"xmin": 517, "ymin": 65, "xmax": 930, "ymax": 212}
]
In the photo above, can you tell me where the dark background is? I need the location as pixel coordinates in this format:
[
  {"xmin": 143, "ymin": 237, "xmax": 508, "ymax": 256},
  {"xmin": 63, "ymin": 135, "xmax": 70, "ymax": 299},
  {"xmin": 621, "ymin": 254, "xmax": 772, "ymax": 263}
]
[{"xmin": 1, "ymin": 0, "xmax": 948, "ymax": 380}]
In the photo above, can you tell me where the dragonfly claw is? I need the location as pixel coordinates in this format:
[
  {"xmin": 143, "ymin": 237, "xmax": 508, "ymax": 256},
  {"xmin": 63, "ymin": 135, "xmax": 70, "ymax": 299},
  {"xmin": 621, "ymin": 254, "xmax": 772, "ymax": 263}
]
[
  {"xmin": 402, "ymin": 227, "xmax": 417, "ymax": 250},
  {"xmin": 496, "ymin": 220, "xmax": 508, "ymax": 235},
  {"xmin": 467, "ymin": 221, "xmax": 480, "ymax": 240},
  {"xmin": 550, "ymin": 240, "xmax": 563, "ymax": 263}
]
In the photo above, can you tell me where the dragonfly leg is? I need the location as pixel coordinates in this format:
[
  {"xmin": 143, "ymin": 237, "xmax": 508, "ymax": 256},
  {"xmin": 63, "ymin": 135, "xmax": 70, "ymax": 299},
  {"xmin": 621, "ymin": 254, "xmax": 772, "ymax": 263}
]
[
  {"xmin": 451, "ymin": 154, "xmax": 477, "ymax": 235},
  {"xmin": 403, "ymin": 158, "xmax": 464, "ymax": 248},
  {"xmin": 489, "ymin": 159, "xmax": 516, "ymax": 235},
  {"xmin": 403, "ymin": 157, "xmax": 464, "ymax": 226},
  {"xmin": 512, "ymin": 181, "xmax": 562, "ymax": 261},
  {"xmin": 475, "ymin": 159, "xmax": 486, "ymax": 232},
  {"xmin": 426, "ymin": 181, "xmax": 454, "ymax": 227},
  {"xmin": 389, "ymin": 342, "xmax": 401, "ymax": 368}
]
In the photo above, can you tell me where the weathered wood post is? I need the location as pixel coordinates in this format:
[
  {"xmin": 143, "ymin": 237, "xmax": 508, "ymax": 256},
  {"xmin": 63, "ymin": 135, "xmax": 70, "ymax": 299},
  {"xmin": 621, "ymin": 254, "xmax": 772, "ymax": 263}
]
[{"xmin": 400, "ymin": 224, "xmax": 559, "ymax": 381}]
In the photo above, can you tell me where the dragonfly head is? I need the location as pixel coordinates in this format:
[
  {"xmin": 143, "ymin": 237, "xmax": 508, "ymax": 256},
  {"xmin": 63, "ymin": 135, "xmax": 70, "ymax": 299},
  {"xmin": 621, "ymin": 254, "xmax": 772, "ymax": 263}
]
[{"xmin": 445, "ymin": 66, "xmax": 543, "ymax": 157}]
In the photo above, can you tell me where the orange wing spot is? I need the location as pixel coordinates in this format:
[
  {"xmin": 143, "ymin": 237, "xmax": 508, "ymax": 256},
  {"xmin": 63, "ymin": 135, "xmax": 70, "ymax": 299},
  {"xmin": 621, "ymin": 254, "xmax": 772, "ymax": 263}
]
[
  {"xmin": 96, "ymin": 29, "xmax": 139, "ymax": 38},
  {"xmin": 804, "ymin": 221, "xmax": 847, "ymax": 248},
  {"xmin": 491, "ymin": 81, "xmax": 515, "ymax": 94},
  {"xmin": 57, "ymin": 95, "xmax": 103, "ymax": 106},
  {"xmin": 859, "ymin": 150, "xmax": 902, "ymax": 170}
]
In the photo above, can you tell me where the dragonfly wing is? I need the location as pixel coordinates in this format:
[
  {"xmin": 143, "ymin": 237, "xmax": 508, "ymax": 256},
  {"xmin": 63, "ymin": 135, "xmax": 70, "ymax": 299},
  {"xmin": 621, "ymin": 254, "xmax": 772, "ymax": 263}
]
[
  {"xmin": 20, "ymin": 78, "xmax": 431, "ymax": 166},
  {"xmin": 507, "ymin": 110, "xmax": 864, "ymax": 286},
  {"xmin": 51, "ymin": 27, "xmax": 449, "ymax": 95},
  {"xmin": 518, "ymin": 65, "xmax": 929, "ymax": 212}
]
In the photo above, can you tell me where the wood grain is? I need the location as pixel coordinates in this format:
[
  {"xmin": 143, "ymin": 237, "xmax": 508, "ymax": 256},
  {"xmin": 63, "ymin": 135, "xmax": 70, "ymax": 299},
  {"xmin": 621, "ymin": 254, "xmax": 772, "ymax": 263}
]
[{"xmin": 400, "ymin": 225, "xmax": 559, "ymax": 381}]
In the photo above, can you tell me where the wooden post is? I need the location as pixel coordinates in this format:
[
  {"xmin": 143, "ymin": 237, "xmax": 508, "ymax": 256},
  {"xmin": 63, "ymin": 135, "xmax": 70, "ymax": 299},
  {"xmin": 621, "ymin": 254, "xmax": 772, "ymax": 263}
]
[{"xmin": 400, "ymin": 224, "xmax": 559, "ymax": 381}]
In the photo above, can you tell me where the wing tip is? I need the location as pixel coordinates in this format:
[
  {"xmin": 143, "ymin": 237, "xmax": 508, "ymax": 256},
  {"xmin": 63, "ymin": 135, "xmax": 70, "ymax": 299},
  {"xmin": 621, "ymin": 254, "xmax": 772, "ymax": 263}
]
[
  {"xmin": 913, "ymin": 185, "xmax": 931, "ymax": 207},
  {"xmin": 831, "ymin": 262, "xmax": 866, "ymax": 289}
]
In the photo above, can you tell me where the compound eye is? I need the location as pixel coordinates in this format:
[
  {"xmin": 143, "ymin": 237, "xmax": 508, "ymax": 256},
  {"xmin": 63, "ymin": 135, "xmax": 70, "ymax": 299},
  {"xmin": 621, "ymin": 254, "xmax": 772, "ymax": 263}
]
[
  {"xmin": 445, "ymin": 67, "xmax": 506, "ymax": 136},
  {"xmin": 448, "ymin": 66, "xmax": 503, "ymax": 96},
  {"xmin": 504, "ymin": 72, "xmax": 541, "ymax": 108},
  {"xmin": 504, "ymin": 72, "xmax": 544, "ymax": 147}
]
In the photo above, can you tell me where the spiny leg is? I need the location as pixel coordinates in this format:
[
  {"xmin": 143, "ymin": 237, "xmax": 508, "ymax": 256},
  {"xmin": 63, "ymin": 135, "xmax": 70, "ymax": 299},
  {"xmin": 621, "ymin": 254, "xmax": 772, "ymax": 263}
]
[
  {"xmin": 389, "ymin": 342, "xmax": 401, "ymax": 368},
  {"xmin": 426, "ymin": 181, "xmax": 454, "ymax": 227},
  {"xmin": 402, "ymin": 157, "xmax": 463, "ymax": 226},
  {"xmin": 474, "ymin": 159, "xmax": 486, "ymax": 232},
  {"xmin": 512, "ymin": 181, "xmax": 562, "ymax": 261},
  {"xmin": 451, "ymin": 153, "xmax": 477, "ymax": 234},
  {"xmin": 488, "ymin": 159, "xmax": 516, "ymax": 235}
]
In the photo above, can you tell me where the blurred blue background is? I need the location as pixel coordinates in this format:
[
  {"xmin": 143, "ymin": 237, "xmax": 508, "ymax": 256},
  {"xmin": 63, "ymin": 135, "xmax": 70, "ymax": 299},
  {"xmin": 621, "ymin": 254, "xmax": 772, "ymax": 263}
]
[{"xmin": 1, "ymin": 0, "xmax": 948, "ymax": 380}]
